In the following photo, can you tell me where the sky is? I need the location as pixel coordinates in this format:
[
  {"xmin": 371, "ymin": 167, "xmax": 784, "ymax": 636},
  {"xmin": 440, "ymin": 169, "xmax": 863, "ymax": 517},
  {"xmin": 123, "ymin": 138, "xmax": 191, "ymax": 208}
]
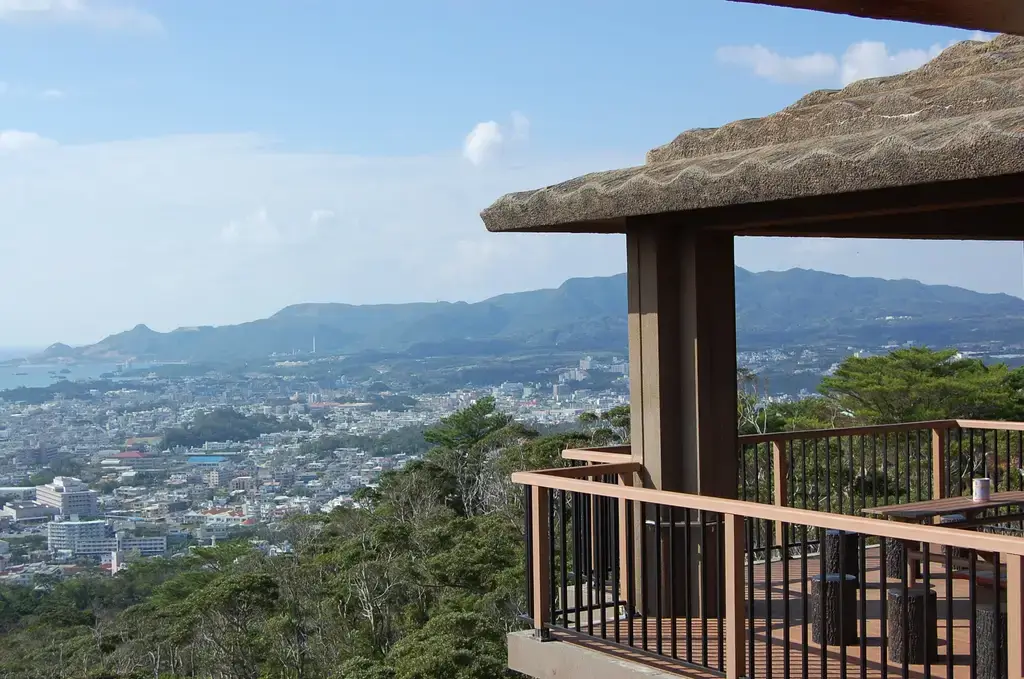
[{"xmin": 0, "ymin": 0, "xmax": 1020, "ymax": 347}]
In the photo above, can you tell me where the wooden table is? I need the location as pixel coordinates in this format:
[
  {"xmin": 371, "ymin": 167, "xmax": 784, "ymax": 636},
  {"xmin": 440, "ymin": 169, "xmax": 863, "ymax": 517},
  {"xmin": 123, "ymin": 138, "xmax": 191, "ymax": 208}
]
[
  {"xmin": 863, "ymin": 490, "xmax": 1024, "ymax": 525},
  {"xmin": 863, "ymin": 492, "xmax": 1024, "ymax": 588}
]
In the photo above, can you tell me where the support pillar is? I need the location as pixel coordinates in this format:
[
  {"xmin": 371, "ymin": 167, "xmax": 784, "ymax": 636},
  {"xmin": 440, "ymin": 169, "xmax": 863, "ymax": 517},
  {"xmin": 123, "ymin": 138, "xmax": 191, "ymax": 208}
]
[{"xmin": 627, "ymin": 222, "xmax": 738, "ymax": 617}]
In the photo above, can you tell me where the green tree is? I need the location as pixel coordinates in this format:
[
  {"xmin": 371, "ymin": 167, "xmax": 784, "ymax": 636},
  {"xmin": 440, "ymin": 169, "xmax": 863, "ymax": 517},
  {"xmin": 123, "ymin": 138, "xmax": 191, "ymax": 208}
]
[{"xmin": 819, "ymin": 347, "xmax": 1024, "ymax": 423}]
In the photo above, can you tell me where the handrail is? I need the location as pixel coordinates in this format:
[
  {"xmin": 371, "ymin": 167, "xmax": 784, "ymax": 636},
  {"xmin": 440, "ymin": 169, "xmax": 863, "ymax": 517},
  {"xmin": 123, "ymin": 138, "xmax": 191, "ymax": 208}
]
[
  {"xmin": 512, "ymin": 465, "xmax": 1024, "ymax": 556},
  {"xmin": 738, "ymin": 418, "xmax": 1024, "ymax": 445},
  {"xmin": 738, "ymin": 419, "xmax": 957, "ymax": 444},
  {"xmin": 561, "ymin": 446, "xmax": 631, "ymax": 463},
  {"xmin": 537, "ymin": 461, "xmax": 640, "ymax": 478},
  {"xmin": 955, "ymin": 418, "xmax": 1024, "ymax": 432}
]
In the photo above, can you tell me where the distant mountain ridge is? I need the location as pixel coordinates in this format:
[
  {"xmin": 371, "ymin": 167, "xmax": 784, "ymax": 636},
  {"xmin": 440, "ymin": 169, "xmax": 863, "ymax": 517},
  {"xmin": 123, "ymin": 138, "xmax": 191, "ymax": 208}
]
[{"xmin": 34, "ymin": 268, "xmax": 1024, "ymax": 362}]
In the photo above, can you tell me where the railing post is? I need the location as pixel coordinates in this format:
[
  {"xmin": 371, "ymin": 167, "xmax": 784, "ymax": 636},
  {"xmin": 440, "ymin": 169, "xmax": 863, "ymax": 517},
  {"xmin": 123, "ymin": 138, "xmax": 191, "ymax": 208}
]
[
  {"xmin": 530, "ymin": 485, "xmax": 551, "ymax": 636},
  {"xmin": 931, "ymin": 426, "xmax": 947, "ymax": 501},
  {"xmin": 771, "ymin": 439, "xmax": 787, "ymax": 546},
  {"xmin": 724, "ymin": 513, "xmax": 746, "ymax": 679},
  {"xmin": 618, "ymin": 471, "xmax": 633, "ymax": 606},
  {"xmin": 1008, "ymin": 554, "xmax": 1024, "ymax": 679}
]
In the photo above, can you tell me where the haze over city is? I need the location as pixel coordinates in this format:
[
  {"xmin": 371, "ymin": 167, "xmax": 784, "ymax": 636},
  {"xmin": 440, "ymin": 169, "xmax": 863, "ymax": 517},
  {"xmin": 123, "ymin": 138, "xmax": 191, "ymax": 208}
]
[{"xmin": 1, "ymin": 0, "xmax": 1021, "ymax": 347}]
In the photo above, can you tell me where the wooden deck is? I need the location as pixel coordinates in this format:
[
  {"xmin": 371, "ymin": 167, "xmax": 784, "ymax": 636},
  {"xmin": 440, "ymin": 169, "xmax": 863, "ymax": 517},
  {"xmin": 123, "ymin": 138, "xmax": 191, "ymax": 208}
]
[{"xmin": 553, "ymin": 546, "xmax": 1004, "ymax": 679}]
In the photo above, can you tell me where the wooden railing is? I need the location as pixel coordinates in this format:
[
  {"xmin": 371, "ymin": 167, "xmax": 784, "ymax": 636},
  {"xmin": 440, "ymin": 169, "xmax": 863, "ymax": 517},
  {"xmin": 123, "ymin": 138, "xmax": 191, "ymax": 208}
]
[
  {"xmin": 568, "ymin": 419, "xmax": 1024, "ymax": 546},
  {"xmin": 523, "ymin": 435, "xmax": 1024, "ymax": 679},
  {"xmin": 738, "ymin": 419, "xmax": 1024, "ymax": 551}
]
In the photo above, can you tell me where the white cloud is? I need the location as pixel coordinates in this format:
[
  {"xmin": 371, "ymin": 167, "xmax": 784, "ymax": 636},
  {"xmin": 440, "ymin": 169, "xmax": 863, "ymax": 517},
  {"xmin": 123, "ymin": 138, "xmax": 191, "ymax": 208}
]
[
  {"xmin": 715, "ymin": 44, "xmax": 837, "ymax": 84},
  {"xmin": 41, "ymin": 88, "xmax": 64, "ymax": 99},
  {"xmin": 463, "ymin": 121, "xmax": 503, "ymax": 166},
  {"xmin": 0, "ymin": 129, "xmax": 56, "ymax": 150},
  {"xmin": 839, "ymin": 41, "xmax": 943, "ymax": 85},
  {"xmin": 462, "ymin": 112, "xmax": 530, "ymax": 165},
  {"xmin": 0, "ymin": 131, "xmax": 632, "ymax": 345},
  {"xmin": 716, "ymin": 31, "xmax": 988, "ymax": 87},
  {"xmin": 0, "ymin": 0, "xmax": 161, "ymax": 32}
]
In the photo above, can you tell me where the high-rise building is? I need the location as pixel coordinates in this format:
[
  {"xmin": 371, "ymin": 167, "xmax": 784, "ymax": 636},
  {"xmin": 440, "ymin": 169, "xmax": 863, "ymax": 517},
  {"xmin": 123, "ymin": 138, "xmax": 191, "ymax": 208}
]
[{"xmin": 35, "ymin": 477, "xmax": 99, "ymax": 517}]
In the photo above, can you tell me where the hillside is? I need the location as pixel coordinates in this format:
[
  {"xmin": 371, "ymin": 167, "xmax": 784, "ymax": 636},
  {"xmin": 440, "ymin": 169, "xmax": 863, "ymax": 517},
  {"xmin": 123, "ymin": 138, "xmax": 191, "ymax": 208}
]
[{"xmin": 35, "ymin": 268, "xmax": 1024, "ymax": 362}]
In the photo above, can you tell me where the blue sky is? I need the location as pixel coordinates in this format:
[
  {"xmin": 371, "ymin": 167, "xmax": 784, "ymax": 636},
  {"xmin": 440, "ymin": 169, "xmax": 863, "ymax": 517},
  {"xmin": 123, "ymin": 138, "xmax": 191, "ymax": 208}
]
[{"xmin": 0, "ymin": 0, "xmax": 1016, "ymax": 346}]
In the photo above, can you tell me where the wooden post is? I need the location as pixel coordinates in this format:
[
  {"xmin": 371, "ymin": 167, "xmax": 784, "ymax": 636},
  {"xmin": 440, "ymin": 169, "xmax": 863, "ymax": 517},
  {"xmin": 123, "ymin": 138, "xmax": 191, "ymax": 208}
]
[
  {"xmin": 618, "ymin": 472, "xmax": 634, "ymax": 607},
  {"xmin": 624, "ymin": 224, "xmax": 738, "ymax": 496},
  {"xmin": 1007, "ymin": 554, "xmax": 1024, "ymax": 679},
  {"xmin": 724, "ymin": 513, "xmax": 746, "ymax": 679},
  {"xmin": 931, "ymin": 426, "xmax": 947, "ymax": 502},
  {"xmin": 531, "ymin": 486, "xmax": 550, "ymax": 633},
  {"xmin": 772, "ymin": 439, "xmax": 787, "ymax": 547},
  {"xmin": 626, "ymin": 225, "xmax": 738, "ymax": 617}
]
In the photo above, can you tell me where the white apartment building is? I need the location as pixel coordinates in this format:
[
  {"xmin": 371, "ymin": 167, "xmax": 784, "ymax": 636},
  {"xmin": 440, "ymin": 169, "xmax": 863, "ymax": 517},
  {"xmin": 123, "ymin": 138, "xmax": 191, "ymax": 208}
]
[
  {"xmin": 36, "ymin": 477, "xmax": 99, "ymax": 517},
  {"xmin": 206, "ymin": 469, "xmax": 230, "ymax": 488},
  {"xmin": 47, "ymin": 519, "xmax": 167, "ymax": 557},
  {"xmin": 47, "ymin": 519, "xmax": 109, "ymax": 552}
]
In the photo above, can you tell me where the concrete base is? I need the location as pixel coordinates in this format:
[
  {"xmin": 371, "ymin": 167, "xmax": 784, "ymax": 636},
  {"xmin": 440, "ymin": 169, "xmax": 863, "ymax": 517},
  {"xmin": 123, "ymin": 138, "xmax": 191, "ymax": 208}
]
[{"xmin": 508, "ymin": 631, "xmax": 685, "ymax": 679}]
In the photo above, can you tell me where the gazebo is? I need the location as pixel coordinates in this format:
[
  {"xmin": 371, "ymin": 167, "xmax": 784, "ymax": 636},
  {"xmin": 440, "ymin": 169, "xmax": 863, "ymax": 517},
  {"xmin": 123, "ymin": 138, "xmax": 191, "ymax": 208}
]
[
  {"xmin": 491, "ymin": 27, "xmax": 1024, "ymax": 679},
  {"xmin": 485, "ymin": 33, "xmax": 1024, "ymax": 500}
]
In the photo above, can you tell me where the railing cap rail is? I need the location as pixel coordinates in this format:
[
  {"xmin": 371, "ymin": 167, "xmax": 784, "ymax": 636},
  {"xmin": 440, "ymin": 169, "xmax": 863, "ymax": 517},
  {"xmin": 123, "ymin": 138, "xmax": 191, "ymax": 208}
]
[
  {"xmin": 512, "ymin": 467, "xmax": 1024, "ymax": 556},
  {"xmin": 738, "ymin": 418, "xmax": 1024, "ymax": 444}
]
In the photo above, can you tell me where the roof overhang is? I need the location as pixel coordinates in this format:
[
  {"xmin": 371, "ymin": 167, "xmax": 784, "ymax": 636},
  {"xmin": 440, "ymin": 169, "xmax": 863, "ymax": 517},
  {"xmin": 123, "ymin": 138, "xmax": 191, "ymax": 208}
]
[
  {"xmin": 728, "ymin": 0, "xmax": 1024, "ymax": 35},
  {"xmin": 481, "ymin": 36, "xmax": 1024, "ymax": 240}
]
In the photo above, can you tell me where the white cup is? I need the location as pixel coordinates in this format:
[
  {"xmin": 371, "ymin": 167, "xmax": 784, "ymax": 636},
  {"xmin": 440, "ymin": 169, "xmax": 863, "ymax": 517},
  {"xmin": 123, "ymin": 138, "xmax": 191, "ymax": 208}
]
[{"xmin": 973, "ymin": 477, "xmax": 991, "ymax": 502}]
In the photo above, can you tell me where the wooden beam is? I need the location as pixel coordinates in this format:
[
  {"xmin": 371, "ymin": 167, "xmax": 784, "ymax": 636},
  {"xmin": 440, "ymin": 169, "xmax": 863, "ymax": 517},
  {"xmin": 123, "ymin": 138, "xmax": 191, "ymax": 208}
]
[
  {"xmin": 618, "ymin": 472, "xmax": 634, "ymax": 607},
  {"xmin": 772, "ymin": 440, "xmax": 788, "ymax": 546},
  {"xmin": 734, "ymin": 201, "xmax": 1024, "ymax": 240},
  {"xmin": 530, "ymin": 487, "xmax": 550, "ymax": 632},
  {"xmin": 728, "ymin": 0, "xmax": 1024, "ymax": 35},
  {"xmin": 724, "ymin": 514, "xmax": 747, "ymax": 679},
  {"xmin": 931, "ymin": 426, "xmax": 947, "ymax": 502},
  {"xmin": 626, "ymin": 231, "xmax": 646, "ymax": 467},
  {"xmin": 531, "ymin": 461, "xmax": 642, "ymax": 478},
  {"xmin": 740, "ymin": 419, "xmax": 957, "ymax": 445}
]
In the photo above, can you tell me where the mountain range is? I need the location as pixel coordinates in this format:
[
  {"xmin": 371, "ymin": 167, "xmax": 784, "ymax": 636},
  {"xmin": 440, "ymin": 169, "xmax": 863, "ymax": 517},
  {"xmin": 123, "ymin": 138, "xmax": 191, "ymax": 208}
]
[{"xmin": 32, "ymin": 268, "xmax": 1024, "ymax": 363}]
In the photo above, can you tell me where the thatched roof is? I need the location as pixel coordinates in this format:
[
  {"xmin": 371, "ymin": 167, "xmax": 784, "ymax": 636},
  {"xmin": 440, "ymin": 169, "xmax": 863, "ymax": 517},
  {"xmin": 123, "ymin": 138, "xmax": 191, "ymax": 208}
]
[{"xmin": 481, "ymin": 34, "xmax": 1024, "ymax": 234}]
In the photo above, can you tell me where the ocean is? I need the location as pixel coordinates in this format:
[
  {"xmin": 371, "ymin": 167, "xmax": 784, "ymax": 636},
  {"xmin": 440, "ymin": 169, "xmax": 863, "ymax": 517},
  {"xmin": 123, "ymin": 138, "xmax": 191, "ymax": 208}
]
[{"xmin": 0, "ymin": 362, "xmax": 125, "ymax": 391}]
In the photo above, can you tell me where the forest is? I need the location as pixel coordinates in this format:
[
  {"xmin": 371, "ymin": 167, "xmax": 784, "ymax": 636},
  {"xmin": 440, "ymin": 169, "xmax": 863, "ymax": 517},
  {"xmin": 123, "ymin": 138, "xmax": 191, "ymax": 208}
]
[
  {"xmin": 162, "ymin": 408, "xmax": 313, "ymax": 450},
  {"xmin": 2, "ymin": 347, "xmax": 1024, "ymax": 679}
]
